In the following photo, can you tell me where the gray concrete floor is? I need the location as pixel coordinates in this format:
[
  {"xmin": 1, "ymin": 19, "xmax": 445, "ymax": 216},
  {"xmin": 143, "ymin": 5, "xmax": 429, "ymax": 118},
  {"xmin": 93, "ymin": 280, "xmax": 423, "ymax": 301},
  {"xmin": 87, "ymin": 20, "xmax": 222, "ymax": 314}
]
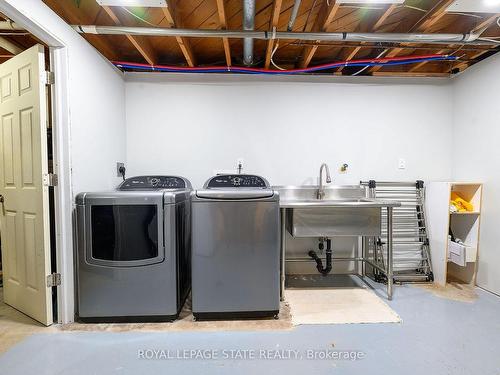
[{"xmin": 0, "ymin": 278, "xmax": 499, "ymax": 375}]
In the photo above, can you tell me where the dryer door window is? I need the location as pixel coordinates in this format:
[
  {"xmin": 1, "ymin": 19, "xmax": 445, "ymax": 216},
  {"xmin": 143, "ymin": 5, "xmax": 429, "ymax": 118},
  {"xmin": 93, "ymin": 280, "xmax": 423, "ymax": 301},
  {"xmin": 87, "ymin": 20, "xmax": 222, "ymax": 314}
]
[{"xmin": 91, "ymin": 204, "xmax": 159, "ymax": 262}]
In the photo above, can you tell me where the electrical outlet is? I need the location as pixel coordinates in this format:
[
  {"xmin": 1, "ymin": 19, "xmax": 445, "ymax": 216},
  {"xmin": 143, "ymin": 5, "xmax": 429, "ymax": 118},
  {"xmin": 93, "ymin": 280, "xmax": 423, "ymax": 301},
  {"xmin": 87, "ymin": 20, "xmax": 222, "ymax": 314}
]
[
  {"xmin": 116, "ymin": 162, "xmax": 125, "ymax": 177},
  {"xmin": 398, "ymin": 158, "xmax": 406, "ymax": 170}
]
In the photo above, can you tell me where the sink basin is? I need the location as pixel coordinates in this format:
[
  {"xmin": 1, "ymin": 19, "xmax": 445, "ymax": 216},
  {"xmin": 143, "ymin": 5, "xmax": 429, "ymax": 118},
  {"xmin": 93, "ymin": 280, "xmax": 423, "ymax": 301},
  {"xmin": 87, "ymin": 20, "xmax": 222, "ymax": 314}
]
[
  {"xmin": 275, "ymin": 186, "xmax": 400, "ymax": 238},
  {"xmin": 275, "ymin": 185, "xmax": 401, "ymax": 208}
]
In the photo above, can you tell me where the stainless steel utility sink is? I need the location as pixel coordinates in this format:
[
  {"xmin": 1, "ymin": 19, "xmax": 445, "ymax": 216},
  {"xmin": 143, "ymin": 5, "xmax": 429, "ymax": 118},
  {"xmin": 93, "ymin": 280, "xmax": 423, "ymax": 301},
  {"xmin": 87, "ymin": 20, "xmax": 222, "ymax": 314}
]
[{"xmin": 275, "ymin": 185, "xmax": 400, "ymax": 238}]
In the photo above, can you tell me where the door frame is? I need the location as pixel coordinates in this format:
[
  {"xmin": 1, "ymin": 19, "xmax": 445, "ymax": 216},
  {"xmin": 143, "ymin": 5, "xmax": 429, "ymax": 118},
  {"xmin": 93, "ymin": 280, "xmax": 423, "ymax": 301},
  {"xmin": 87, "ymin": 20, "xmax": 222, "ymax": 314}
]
[{"xmin": 0, "ymin": 3, "xmax": 73, "ymax": 324}]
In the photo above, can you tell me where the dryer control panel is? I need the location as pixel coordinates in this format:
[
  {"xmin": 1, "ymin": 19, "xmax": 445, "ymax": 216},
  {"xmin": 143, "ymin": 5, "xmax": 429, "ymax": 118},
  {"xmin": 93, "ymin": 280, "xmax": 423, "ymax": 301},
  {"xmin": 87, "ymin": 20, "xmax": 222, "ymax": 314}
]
[
  {"xmin": 119, "ymin": 176, "xmax": 188, "ymax": 190},
  {"xmin": 206, "ymin": 175, "xmax": 268, "ymax": 188}
]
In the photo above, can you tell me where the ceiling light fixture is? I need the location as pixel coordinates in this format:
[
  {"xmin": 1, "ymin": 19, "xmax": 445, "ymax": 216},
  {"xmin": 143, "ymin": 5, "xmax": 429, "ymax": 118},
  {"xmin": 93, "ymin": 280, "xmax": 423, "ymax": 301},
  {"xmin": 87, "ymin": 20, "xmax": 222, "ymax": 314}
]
[
  {"xmin": 336, "ymin": 0, "xmax": 405, "ymax": 4},
  {"xmin": 95, "ymin": 0, "xmax": 167, "ymax": 7}
]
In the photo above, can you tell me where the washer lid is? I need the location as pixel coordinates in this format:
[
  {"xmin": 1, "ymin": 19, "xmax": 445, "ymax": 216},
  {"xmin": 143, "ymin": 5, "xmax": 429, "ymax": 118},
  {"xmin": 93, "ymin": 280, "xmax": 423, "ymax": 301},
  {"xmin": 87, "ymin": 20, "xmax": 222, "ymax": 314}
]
[{"xmin": 196, "ymin": 189, "xmax": 275, "ymax": 200}]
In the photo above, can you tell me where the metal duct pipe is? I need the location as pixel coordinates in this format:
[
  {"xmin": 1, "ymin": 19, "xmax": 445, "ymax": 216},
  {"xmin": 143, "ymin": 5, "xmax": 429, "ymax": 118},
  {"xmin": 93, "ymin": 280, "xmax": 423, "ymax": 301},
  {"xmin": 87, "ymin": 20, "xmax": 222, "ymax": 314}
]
[
  {"xmin": 0, "ymin": 21, "xmax": 23, "ymax": 31},
  {"xmin": 242, "ymin": 0, "xmax": 256, "ymax": 65},
  {"xmin": 73, "ymin": 25, "xmax": 492, "ymax": 45},
  {"xmin": 287, "ymin": 0, "xmax": 302, "ymax": 32}
]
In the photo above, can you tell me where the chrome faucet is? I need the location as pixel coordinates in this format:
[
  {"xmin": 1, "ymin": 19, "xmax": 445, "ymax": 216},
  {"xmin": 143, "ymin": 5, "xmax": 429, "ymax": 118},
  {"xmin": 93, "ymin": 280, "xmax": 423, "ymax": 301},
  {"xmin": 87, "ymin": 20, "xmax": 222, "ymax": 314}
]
[{"xmin": 317, "ymin": 163, "xmax": 332, "ymax": 200}]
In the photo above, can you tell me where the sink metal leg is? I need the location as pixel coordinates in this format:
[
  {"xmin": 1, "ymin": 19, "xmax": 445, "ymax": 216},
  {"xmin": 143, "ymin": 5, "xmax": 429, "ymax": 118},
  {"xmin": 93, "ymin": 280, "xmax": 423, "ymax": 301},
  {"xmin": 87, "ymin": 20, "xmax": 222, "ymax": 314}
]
[
  {"xmin": 387, "ymin": 207, "xmax": 394, "ymax": 300},
  {"xmin": 280, "ymin": 208, "xmax": 286, "ymax": 301}
]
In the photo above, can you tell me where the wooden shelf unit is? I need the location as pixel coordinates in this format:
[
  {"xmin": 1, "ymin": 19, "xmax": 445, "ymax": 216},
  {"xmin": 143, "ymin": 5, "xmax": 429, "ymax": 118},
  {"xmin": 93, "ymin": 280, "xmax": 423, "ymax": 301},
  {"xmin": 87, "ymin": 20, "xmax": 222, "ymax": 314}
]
[{"xmin": 426, "ymin": 182, "xmax": 483, "ymax": 286}]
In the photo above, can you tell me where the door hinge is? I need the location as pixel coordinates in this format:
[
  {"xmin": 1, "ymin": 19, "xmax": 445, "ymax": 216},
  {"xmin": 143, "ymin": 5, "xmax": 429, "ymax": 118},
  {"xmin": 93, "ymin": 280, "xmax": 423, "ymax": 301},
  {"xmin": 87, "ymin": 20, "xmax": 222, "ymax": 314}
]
[
  {"xmin": 43, "ymin": 173, "xmax": 58, "ymax": 187},
  {"xmin": 46, "ymin": 273, "xmax": 61, "ymax": 287},
  {"xmin": 45, "ymin": 71, "xmax": 55, "ymax": 85}
]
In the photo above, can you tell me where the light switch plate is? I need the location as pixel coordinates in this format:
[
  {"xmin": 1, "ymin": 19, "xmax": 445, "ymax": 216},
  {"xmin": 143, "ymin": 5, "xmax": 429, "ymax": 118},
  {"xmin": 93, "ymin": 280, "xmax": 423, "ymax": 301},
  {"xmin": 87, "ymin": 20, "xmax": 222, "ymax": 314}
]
[{"xmin": 398, "ymin": 158, "xmax": 406, "ymax": 170}]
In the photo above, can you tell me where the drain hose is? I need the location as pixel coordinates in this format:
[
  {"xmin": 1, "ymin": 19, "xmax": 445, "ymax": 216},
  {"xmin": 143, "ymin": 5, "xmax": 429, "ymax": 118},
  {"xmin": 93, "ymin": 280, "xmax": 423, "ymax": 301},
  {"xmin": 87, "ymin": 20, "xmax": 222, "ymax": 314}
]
[{"xmin": 308, "ymin": 239, "xmax": 332, "ymax": 276}]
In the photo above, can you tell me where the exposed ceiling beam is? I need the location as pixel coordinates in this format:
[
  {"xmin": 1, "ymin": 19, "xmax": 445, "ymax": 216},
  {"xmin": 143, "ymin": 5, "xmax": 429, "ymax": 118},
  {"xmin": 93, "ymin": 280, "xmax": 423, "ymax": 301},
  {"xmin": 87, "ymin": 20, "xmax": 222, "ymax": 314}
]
[
  {"xmin": 372, "ymin": 4, "xmax": 398, "ymax": 31},
  {"xmin": 0, "ymin": 36, "xmax": 22, "ymax": 54},
  {"xmin": 102, "ymin": 6, "xmax": 157, "ymax": 65},
  {"xmin": 161, "ymin": 4, "xmax": 196, "ymax": 67},
  {"xmin": 264, "ymin": 0, "xmax": 283, "ymax": 69},
  {"xmin": 44, "ymin": 0, "xmax": 119, "ymax": 60},
  {"xmin": 453, "ymin": 12, "xmax": 500, "ymax": 71},
  {"xmin": 298, "ymin": 1, "xmax": 340, "ymax": 68},
  {"xmin": 0, "ymin": 37, "xmax": 24, "ymax": 55},
  {"xmin": 410, "ymin": 0, "xmax": 456, "ymax": 32},
  {"xmin": 401, "ymin": 12, "xmax": 500, "ymax": 73},
  {"xmin": 451, "ymin": 48, "xmax": 494, "ymax": 72},
  {"xmin": 471, "ymin": 13, "xmax": 500, "ymax": 34},
  {"xmin": 408, "ymin": 48, "xmax": 448, "ymax": 72},
  {"xmin": 215, "ymin": 0, "xmax": 231, "ymax": 66},
  {"xmin": 368, "ymin": 0, "xmax": 455, "ymax": 74},
  {"xmin": 337, "ymin": 3, "xmax": 397, "ymax": 73}
]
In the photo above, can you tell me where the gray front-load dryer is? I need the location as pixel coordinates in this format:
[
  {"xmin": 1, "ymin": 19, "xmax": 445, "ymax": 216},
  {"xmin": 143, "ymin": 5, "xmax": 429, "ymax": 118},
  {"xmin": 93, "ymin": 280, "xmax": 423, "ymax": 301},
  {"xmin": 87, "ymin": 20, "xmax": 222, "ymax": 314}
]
[
  {"xmin": 75, "ymin": 175, "xmax": 191, "ymax": 322},
  {"xmin": 191, "ymin": 174, "xmax": 280, "ymax": 320}
]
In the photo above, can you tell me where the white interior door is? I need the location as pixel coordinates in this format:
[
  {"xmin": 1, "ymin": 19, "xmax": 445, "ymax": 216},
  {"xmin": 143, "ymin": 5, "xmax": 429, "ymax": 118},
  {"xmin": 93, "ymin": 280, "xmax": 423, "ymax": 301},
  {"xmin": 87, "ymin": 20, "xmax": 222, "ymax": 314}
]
[{"xmin": 0, "ymin": 44, "xmax": 52, "ymax": 326}]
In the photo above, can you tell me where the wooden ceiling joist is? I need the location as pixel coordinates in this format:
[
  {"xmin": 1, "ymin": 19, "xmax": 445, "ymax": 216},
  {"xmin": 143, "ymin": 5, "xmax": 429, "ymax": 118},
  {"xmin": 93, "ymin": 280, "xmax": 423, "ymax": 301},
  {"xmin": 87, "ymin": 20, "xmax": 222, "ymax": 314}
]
[
  {"xmin": 102, "ymin": 6, "xmax": 157, "ymax": 65},
  {"xmin": 215, "ymin": 0, "xmax": 231, "ymax": 67},
  {"xmin": 0, "ymin": 36, "xmax": 23, "ymax": 55},
  {"xmin": 161, "ymin": 4, "xmax": 196, "ymax": 67},
  {"xmin": 408, "ymin": 48, "xmax": 448, "ymax": 72},
  {"xmin": 337, "ymin": 3, "xmax": 397, "ymax": 73},
  {"xmin": 471, "ymin": 13, "xmax": 500, "ymax": 34},
  {"xmin": 368, "ymin": 0, "xmax": 456, "ymax": 74},
  {"xmin": 449, "ymin": 13, "xmax": 500, "ymax": 72},
  {"xmin": 42, "ymin": 0, "xmax": 500, "ymax": 77},
  {"xmin": 264, "ymin": 0, "xmax": 283, "ymax": 69},
  {"xmin": 452, "ymin": 49, "xmax": 493, "ymax": 73},
  {"xmin": 298, "ymin": 1, "xmax": 341, "ymax": 68},
  {"xmin": 372, "ymin": 4, "xmax": 398, "ymax": 31}
]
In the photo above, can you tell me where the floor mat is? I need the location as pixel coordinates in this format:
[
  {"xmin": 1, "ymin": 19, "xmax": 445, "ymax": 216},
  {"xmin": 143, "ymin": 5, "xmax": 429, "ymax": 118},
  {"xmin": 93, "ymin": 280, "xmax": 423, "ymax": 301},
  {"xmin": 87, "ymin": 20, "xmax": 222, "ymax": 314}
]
[{"xmin": 286, "ymin": 275, "xmax": 401, "ymax": 325}]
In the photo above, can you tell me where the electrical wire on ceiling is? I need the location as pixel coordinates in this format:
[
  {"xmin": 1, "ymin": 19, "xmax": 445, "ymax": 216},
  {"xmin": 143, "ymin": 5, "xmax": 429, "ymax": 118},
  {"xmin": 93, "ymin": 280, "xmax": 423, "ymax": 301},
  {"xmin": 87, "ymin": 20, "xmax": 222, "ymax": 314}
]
[
  {"xmin": 339, "ymin": 5, "xmax": 384, "ymax": 10},
  {"xmin": 113, "ymin": 54, "xmax": 458, "ymax": 75},
  {"xmin": 447, "ymin": 12, "xmax": 483, "ymax": 19},
  {"xmin": 400, "ymin": 5, "xmax": 427, "ymax": 13},
  {"xmin": 121, "ymin": 7, "xmax": 157, "ymax": 27},
  {"xmin": 478, "ymin": 37, "xmax": 500, "ymax": 44},
  {"xmin": 270, "ymin": 41, "xmax": 285, "ymax": 70},
  {"xmin": 352, "ymin": 50, "xmax": 386, "ymax": 76}
]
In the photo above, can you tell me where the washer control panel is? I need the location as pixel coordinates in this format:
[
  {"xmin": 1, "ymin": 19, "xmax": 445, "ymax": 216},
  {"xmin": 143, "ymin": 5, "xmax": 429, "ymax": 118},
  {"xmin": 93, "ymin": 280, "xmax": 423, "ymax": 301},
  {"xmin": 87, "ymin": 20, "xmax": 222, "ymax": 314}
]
[
  {"xmin": 206, "ymin": 175, "xmax": 268, "ymax": 188},
  {"xmin": 119, "ymin": 176, "xmax": 187, "ymax": 190}
]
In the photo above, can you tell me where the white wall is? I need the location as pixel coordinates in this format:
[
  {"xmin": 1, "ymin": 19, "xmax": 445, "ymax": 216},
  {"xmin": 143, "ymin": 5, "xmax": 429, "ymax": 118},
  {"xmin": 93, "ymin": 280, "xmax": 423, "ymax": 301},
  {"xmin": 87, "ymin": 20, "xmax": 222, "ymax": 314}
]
[
  {"xmin": 125, "ymin": 73, "xmax": 454, "ymax": 275},
  {"xmin": 4, "ymin": 0, "xmax": 127, "ymax": 194},
  {"xmin": 452, "ymin": 54, "xmax": 500, "ymax": 295},
  {"xmin": 125, "ymin": 74, "xmax": 453, "ymax": 188}
]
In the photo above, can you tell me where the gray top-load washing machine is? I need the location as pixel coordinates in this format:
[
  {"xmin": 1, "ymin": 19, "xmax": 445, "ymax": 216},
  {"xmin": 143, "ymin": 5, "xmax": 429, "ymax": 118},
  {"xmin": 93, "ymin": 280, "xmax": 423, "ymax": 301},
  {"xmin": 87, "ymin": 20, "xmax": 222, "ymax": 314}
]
[
  {"xmin": 191, "ymin": 174, "xmax": 280, "ymax": 320},
  {"xmin": 75, "ymin": 175, "xmax": 191, "ymax": 322}
]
